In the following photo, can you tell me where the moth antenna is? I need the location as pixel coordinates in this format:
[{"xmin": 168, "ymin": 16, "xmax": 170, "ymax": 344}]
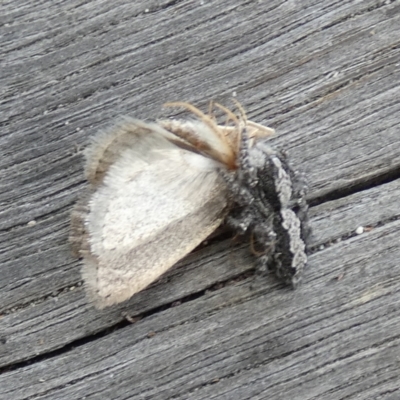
[
  {"xmin": 214, "ymin": 102, "xmax": 240, "ymax": 126},
  {"xmin": 230, "ymin": 100, "xmax": 276, "ymax": 151},
  {"xmin": 164, "ymin": 102, "xmax": 220, "ymax": 133},
  {"xmin": 164, "ymin": 101, "xmax": 237, "ymax": 168},
  {"xmin": 231, "ymin": 100, "xmax": 275, "ymax": 139},
  {"xmin": 232, "ymin": 100, "xmax": 249, "ymax": 155},
  {"xmin": 208, "ymin": 100, "xmax": 217, "ymax": 123},
  {"xmin": 232, "ymin": 99, "xmax": 248, "ymax": 124},
  {"xmin": 164, "ymin": 102, "xmax": 232, "ymax": 149},
  {"xmin": 213, "ymin": 102, "xmax": 242, "ymax": 155}
]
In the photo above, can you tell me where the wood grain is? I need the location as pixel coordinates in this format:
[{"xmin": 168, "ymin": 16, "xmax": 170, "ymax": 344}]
[{"xmin": 1, "ymin": 0, "xmax": 399, "ymax": 398}]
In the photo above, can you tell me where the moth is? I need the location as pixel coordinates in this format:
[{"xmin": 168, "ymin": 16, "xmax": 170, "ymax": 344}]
[{"xmin": 70, "ymin": 102, "xmax": 310, "ymax": 308}]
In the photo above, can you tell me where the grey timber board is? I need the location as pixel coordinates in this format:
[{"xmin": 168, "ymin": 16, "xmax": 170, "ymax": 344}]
[
  {"xmin": 1, "ymin": 219, "xmax": 400, "ymax": 399},
  {"xmin": 1, "ymin": 178, "xmax": 400, "ymax": 368},
  {"xmin": 1, "ymin": 0, "xmax": 400, "ymax": 399}
]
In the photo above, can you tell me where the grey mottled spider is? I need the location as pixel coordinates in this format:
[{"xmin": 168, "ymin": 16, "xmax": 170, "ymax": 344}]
[{"xmin": 224, "ymin": 123, "xmax": 311, "ymax": 287}]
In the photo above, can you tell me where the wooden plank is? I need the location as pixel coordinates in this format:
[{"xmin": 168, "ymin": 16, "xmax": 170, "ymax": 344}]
[
  {"xmin": 310, "ymin": 178, "xmax": 400, "ymax": 247},
  {"xmin": 1, "ymin": 218, "xmax": 399, "ymax": 399},
  {"xmin": 1, "ymin": 178, "xmax": 399, "ymax": 368},
  {"xmin": 1, "ymin": 0, "xmax": 400, "ymax": 398}
]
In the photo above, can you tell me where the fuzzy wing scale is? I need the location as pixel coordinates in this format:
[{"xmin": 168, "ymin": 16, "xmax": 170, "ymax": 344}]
[{"xmin": 74, "ymin": 122, "xmax": 228, "ymax": 308}]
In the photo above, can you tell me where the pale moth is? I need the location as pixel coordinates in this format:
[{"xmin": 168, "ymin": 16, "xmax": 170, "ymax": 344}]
[{"xmin": 70, "ymin": 102, "xmax": 310, "ymax": 308}]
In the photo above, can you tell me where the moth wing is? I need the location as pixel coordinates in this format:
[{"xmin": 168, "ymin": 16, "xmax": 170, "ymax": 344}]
[
  {"xmin": 83, "ymin": 118, "xmax": 184, "ymax": 186},
  {"xmin": 70, "ymin": 119, "xmax": 173, "ymax": 256},
  {"xmin": 78, "ymin": 121, "xmax": 229, "ymax": 308}
]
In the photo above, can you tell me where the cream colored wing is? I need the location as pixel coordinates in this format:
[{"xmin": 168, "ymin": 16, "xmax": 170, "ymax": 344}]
[{"xmin": 73, "ymin": 120, "xmax": 229, "ymax": 308}]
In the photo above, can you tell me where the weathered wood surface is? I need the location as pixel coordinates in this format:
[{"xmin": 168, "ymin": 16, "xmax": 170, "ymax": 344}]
[{"xmin": 1, "ymin": 0, "xmax": 400, "ymax": 399}]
